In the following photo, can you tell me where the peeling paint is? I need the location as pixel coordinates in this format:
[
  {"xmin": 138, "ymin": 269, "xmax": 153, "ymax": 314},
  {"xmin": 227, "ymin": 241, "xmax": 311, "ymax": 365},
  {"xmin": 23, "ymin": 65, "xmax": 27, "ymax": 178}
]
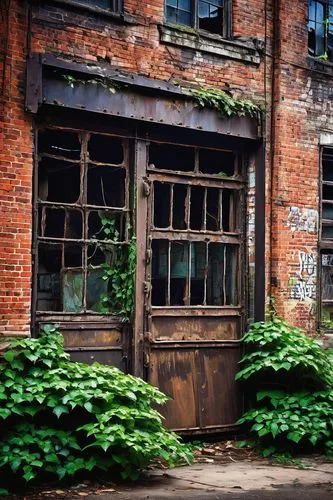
[{"xmin": 287, "ymin": 207, "xmax": 318, "ymax": 233}]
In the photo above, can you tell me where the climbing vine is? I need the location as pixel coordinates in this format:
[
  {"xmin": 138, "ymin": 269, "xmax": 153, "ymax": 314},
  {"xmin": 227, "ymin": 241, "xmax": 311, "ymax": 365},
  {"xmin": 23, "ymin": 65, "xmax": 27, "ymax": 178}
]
[
  {"xmin": 183, "ymin": 87, "xmax": 262, "ymax": 119},
  {"xmin": 93, "ymin": 217, "xmax": 136, "ymax": 321}
]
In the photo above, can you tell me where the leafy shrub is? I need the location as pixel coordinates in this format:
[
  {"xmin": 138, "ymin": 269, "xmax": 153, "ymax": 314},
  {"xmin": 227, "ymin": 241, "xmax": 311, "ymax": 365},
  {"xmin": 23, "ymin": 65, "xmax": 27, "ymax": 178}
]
[
  {"xmin": 236, "ymin": 317, "xmax": 333, "ymax": 456},
  {"xmin": 0, "ymin": 325, "xmax": 192, "ymax": 487}
]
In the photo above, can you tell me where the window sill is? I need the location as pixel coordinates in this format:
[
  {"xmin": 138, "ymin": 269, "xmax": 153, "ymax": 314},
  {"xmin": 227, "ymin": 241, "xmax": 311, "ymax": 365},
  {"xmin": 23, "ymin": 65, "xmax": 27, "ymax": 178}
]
[
  {"xmin": 159, "ymin": 25, "xmax": 262, "ymax": 65},
  {"xmin": 307, "ymin": 56, "xmax": 333, "ymax": 76}
]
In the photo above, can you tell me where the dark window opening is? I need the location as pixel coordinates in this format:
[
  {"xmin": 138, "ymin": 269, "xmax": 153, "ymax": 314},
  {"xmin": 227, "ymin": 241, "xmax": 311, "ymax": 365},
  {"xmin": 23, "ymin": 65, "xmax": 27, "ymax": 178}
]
[
  {"xmin": 148, "ymin": 143, "xmax": 195, "ymax": 172},
  {"xmin": 165, "ymin": 0, "xmax": 229, "ymax": 37},
  {"xmin": 206, "ymin": 188, "xmax": 220, "ymax": 231},
  {"xmin": 36, "ymin": 128, "xmax": 130, "ymax": 315},
  {"xmin": 308, "ymin": 0, "xmax": 333, "ymax": 62},
  {"xmin": 151, "ymin": 239, "xmax": 239, "ymax": 306},
  {"xmin": 87, "ymin": 165, "xmax": 126, "ymax": 207},
  {"xmin": 153, "ymin": 182, "xmax": 171, "ymax": 228},
  {"xmin": 222, "ymin": 189, "xmax": 236, "ymax": 232},
  {"xmin": 190, "ymin": 186, "xmax": 205, "ymax": 230},
  {"xmin": 88, "ymin": 134, "xmax": 124, "ymax": 164},
  {"xmin": 172, "ymin": 184, "xmax": 188, "ymax": 229},
  {"xmin": 38, "ymin": 158, "xmax": 81, "ymax": 204},
  {"xmin": 199, "ymin": 148, "xmax": 235, "ymax": 176}
]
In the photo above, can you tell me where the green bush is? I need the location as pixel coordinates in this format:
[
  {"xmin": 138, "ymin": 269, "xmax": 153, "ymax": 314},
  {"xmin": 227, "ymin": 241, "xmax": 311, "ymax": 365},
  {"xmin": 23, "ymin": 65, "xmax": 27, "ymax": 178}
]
[
  {"xmin": 236, "ymin": 317, "xmax": 333, "ymax": 456},
  {"xmin": 0, "ymin": 325, "xmax": 192, "ymax": 487}
]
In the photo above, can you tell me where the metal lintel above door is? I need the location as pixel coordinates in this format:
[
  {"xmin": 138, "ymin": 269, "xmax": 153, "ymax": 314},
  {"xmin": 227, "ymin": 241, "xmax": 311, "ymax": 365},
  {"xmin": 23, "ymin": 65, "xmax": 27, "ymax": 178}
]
[{"xmin": 26, "ymin": 53, "xmax": 260, "ymax": 141}]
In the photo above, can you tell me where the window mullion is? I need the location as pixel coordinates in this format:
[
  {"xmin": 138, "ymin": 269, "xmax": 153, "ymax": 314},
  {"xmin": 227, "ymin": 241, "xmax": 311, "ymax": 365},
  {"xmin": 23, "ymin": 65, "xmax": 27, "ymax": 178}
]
[{"xmin": 193, "ymin": 0, "xmax": 198, "ymax": 29}]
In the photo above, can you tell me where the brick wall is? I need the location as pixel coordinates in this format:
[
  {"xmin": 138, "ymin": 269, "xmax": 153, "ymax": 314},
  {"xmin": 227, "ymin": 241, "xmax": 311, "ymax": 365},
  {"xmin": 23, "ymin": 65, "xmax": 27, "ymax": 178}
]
[{"xmin": 0, "ymin": 0, "xmax": 332, "ymax": 337}]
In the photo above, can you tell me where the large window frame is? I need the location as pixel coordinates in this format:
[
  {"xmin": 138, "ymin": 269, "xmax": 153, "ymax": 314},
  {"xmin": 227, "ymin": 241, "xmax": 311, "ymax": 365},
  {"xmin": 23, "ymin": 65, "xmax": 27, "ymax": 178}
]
[
  {"xmin": 320, "ymin": 147, "xmax": 333, "ymax": 330},
  {"xmin": 308, "ymin": 0, "xmax": 333, "ymax": 62},
  {"xmin": 165, "ymin": 0, "xmax": 231, "ymax": 37}
]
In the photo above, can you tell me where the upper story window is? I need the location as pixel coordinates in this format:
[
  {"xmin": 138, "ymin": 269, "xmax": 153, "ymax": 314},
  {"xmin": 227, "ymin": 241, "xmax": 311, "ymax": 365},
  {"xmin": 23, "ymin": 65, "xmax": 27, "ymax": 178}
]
[
  {"xmin": 65, "ymin": 0, "xmax": 122, "ymax": 13},
  {"xmin": 308, "ymin": 0, "xmax": 333, "ymax": 62},
  {"xmin": 165, "ymin": 0, "xmax": 230, "ymax": 36}
]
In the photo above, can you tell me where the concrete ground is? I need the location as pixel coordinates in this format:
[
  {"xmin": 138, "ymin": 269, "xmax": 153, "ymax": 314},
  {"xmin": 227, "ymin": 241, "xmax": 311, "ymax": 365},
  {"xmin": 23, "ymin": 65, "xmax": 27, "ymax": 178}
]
[{"xmin": 86, "ymin": 459, "xmax": 333, "ymax": 500}]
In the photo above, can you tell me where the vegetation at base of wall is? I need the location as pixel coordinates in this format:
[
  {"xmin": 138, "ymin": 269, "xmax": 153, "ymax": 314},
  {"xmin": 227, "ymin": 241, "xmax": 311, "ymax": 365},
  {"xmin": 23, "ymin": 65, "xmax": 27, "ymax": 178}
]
[
  {"xmin": 236, "ymin": 317, "xmax": 333, "ymax": 457},
  {"xmin": 0, "ymin": 325, "xmax": 193, "ymax": 491},
  {"xmin": 183, "ymin": 87, "xmax": 262, "ymax": 119}
]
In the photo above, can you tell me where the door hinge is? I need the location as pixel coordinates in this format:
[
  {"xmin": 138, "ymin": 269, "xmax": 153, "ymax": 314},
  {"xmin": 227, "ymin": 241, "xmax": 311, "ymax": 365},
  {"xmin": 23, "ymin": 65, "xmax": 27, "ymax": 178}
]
[
  {"xmin": 143, "ymin": 351, "xmax": 150, "ymax": 368},
  {"xmin": 142, "ymin": 178, "xmax": 151, "ymax": 197},
  {"xmin": 146, "ymin": 249, "xmax": 152, "ymax": 264}
]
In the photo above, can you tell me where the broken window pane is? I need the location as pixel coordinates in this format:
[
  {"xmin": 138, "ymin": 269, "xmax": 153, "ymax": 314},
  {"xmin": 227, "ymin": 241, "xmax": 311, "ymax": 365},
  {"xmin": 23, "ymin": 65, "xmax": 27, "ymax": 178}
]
[
  {"xmin": 153, "ymin": 182, "xmax": 171, "ymax": 228},
  {"xmin": 222, "ymin": 189, "xmax": 237, "ymax": 232},
  {"xmin": 86, "ymin": 268, "xmax": 109, "ymax": 312},
  {"xmin": 88, "ymin": 211, "xmax": 124, "ymax": 241},
  {"xmin": 172, "ymin": 184, "xmax": 188, "ymax": 230},
  {"xmin": 37, "ymin": 242, "xmax": 62, "ymax": 311},
  {"xmin": 64, "ymin": 209, "xmax": 83, "ymax": 240},
  {"xmin": 190, "ymin": 186, "xmax": 204, "ymax": 230},
  {"xmin": 87, "ymin": 164, "xmax": 126, "ymax": 207},
  {"xmin": 38, "ymin": 158, "xmax": 81, "ymax": 203},
  {"xmin": 206, "ymin": 187, "xmax": 220, "ymax": 231},
  {"xmin": 88, "ymin": 134, "xmax": 124, "ymax": 164},
  {"xmin": 199, "ymin": 148, "xmax": 235, "ymax": 176},
  {"xmin": 38, "ymin": 129, "xmax": 81, "ymax": 159},
  {"xmin": 190, "ymin": 241, "xmax": 206, "ymax": 305},
  {"xmin": 64, "ymin": 243, "xmax": 83, "ymax": 268},
  {"xmin": 149, "ymin": 143, "xmax": 195, "ymax": 172},
  {"xmin": 152, "ymin": 239, "xmax": 169, "ymax": 306},
  {"xmin": 43, "ymin": 208, "xmax": 65, "ymax": 238}
]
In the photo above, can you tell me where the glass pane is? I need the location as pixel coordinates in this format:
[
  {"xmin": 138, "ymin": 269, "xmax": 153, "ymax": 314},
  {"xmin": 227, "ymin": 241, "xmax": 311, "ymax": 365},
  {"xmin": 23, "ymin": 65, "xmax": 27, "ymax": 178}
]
[
  {"xmin": 322, "ymin": 204, "xmax": 333, "ymax": 220},
  {"xmin": 152, "ymin": 239, "xmax": 169, "ymax": 306},
  {"xmin": 170, "ymin": 241, "xmax": 189, "ymax": 305},
  {"xmin": 179, "ymin": 10, "xmax": 191, "ymax": 25},
  {"xmin": 166, "ymin": 6, "xmax": 178, "ymax": 23},
  {"xmin": 190, "ymin": 242, "xmax": 206, "ymax": 305},
  {"xmin": 322, "ymin": 253, "xmax": 333, "ymax": 300},
  {"xmin": 86, "ymin": 268, "xmax": 109, "ymax": 312},
  {"xmin": 322, "ymin": 226, "xmax": 333, "ymax": 238},
  {"xmin": 199, "ymin": 0, "xmax": 223, "ymax": 33},
  {"xmin": 225, "ymin": 245, "xmax": 238, "ymax": 305},
  {"xmin": 207, "ymin": 243, "xmax": 225, "ymax": 305},
  {"xmin": 62, "ymin": 269, "xmax": 83, "ymax": 312}
]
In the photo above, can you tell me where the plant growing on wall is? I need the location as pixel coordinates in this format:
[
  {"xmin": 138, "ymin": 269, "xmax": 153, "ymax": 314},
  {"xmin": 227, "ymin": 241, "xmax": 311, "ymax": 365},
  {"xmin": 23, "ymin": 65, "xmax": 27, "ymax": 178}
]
[
  {"xmin": 93, "ymin": 216, "xmax": 136, "ymax": 321},
  {"xmin": 0, "ymin": 325, "xmax": 192, "ymax": 492},
  {"xmin": 183, "ymin": 87, "xmax": 262, "ymax": 119},
  {"xmin": 236, "ymin": 317, "xmax": 333, "ymax": 457}
]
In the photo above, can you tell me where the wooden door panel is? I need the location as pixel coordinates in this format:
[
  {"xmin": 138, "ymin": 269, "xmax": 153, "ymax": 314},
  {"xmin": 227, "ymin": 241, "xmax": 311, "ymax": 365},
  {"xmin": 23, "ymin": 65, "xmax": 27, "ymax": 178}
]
[
  {"xmin": 199, "ymin": 347, "xmax": 242, "ymax": 427},
  {"xmin": 151, "ymin": 316, "xmax": 240, "ymax": 341},
  {"xmin": 148, "ymin": 349, "xmax": 198, "ymax": 429}
]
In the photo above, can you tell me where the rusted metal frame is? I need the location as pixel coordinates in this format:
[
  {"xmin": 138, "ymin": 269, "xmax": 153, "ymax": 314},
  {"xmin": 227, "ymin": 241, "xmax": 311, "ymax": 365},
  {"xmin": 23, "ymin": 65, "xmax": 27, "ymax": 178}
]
[
  {"xmin": 169, "ymin": 183, "xmax": 174, "ymax": 230},
  {"xmin": 41, "ymin": 77, "xmax": 259, "ymax": 139},
  {"xmin": 254, "ymin": 141, "xmax": 265, "ymax": 322},
  {"xmin": 203, "ymin": 188, "xmax": 207, "ymax": 231},
  {"xmin": 148, "ymin": 171, "xmax": 245, "ymax": 189},
  {"xmin": 38, "ymin": 200, "xmax": 130, "ymax": 213},
  {"xmin": 40, "ymin": 153, "xmax": 80, "ymax": 164},
  {"xmin": 222, "ymin": 244, "xmax": 227, "ymax": 306},
  {"xmin": 186, "ymin": 242, "xmax": 192, "ymax": 306},
  {"xmin": 149, "ymin": 340, "xmax": 242, "ymax": 348},
  {"xmin": 133, "ymin": 139, "xmax": 148, "ymax": 378},
  {"xmin": 81, "ymin": 133, "xmax": 88, "ymax": 312},
  {"xmin": 40, "ymin": 53, "xmax": 185, "ymax": 98},
  {"xmin": 167, "ymin": 241, "xmax": 171, "ymax": 306},
  {"xmin": 203, "ymin": 242, "xmax": 208, "ymax": 305},
  {"xmin": 151, "ymin": 306, "xmax": 242, "ymax": 316},
  {"xmin": 219, "ymin": 190, "xmax": 223, "ymax": 232},
  {"xmin": 151, "ymin": 230, "xmax": 240, "ymax": 244}
]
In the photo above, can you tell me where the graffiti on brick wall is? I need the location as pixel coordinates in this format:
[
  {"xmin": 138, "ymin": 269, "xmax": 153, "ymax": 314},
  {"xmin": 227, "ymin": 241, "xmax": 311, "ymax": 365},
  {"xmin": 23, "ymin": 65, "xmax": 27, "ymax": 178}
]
[
  {"xmin": 289, "ymin": 251, "xmax": 317, "ymax": 301},
  {"xmin": 287, "ymin": 207, "xmax": 318, "ymax": 233}
]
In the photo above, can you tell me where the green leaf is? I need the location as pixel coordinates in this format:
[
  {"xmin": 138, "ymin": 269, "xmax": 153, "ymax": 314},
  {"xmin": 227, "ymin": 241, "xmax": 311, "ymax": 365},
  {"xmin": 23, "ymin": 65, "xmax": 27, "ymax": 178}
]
[
  {"xmin": 53, "ymin": 405, "xmax": 69, "ymax": 418},
  {"xmin": 287, "ymin": 432, "xmax": 302, "ymax": 443}
]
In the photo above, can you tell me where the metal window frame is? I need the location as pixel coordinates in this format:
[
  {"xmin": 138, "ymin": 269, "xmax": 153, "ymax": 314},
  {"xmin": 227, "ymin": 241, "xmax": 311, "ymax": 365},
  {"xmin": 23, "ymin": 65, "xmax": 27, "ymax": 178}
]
[
  {"xmin": 319, "ymin": 146, "xmax": 333, "ymax": 330},
  {"xmin": 308, "ymin": 0, "xmax": 333, "ymax": 59},
  {"xmin": 165, "ymin": 0, "xmax": 231, "ymax": 38}
]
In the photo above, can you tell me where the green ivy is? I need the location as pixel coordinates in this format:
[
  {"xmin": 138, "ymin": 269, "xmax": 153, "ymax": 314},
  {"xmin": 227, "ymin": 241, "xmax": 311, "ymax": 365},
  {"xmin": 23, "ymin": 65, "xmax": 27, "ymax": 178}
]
[
  {"xmin": 0, "ymin": 325, "xmax": 193, "ymax": 488},
  {"xmin": 236, "ymin": 318, "xmax": 333, "ymax": 457},
  {"xmin": 93, "ymin": 216, "xmax": 136, "ymax": 320},
  {"xmin": 183, "ymin": 87, "xmax": 262, "ymax": 119}
]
